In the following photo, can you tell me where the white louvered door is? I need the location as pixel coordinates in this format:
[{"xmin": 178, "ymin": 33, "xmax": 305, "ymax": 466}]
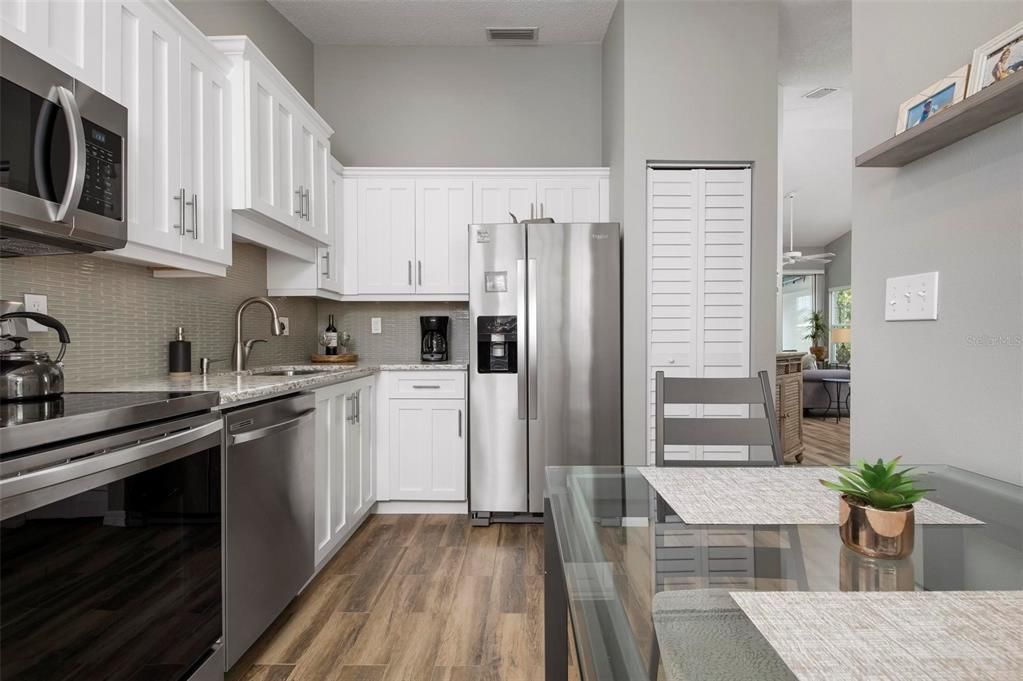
[{"xmin": 647, "ymin": 168, "xmax": 751, "ymax": 463}]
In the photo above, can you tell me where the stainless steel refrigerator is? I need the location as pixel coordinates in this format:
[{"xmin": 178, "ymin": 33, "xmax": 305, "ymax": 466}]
[{"xmin": 468, "ymin": 221, "xmax": 621, "ymax": 524}]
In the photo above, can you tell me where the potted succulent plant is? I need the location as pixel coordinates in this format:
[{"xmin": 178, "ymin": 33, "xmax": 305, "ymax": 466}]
[
  {"xmin": 820, "ymin": 457, "xmax": 932, "ymax": 559},
  {"xmin": 803, "ymin": 310, "xmax": 829, "ymax": 362}
]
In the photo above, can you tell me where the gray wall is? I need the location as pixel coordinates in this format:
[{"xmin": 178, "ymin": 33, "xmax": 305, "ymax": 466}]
[
  {"xmin": 0, "ymin": 244, "xmax": 317, "ymax": 383},
  {"xmin": 172, "ymin": 0, "xmax": 315, "ymax": 102},
  {"xmin": 852, "ymin": 1, "xmax": 1023, "ymax": 484},
  {"xmin": 612, "ymin": 1, "xmax": 780, "ymax": 464},
  {"xmin": 314, "ymin": 45, "xmax": 603, "ymax": 166},
  {"xmin": 824, "ymin": 231, "xmax": 851, "ymax": 291}
]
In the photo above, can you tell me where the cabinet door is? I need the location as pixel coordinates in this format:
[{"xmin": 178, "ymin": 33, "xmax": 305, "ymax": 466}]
[
  {"xmin": 536, "ymin": 178, "xmax": 601, "ymax": 223},
  {"xmin": 331, "ymin": 392, "xmax": 351, "ymax": 541},
  {"xmin": 313, "ymin": 391, "xmax": 339, "ymax": 565},
  {"xmin": 415, "ymin": 179, "xmax": 472, "ymax": 295},
  {"xmin": 306, "ymin": 134, "xmax": 331, "ymax": 243},
  {"xmin": 318, "ymin": 165, "xmax": 344, "ymax": 293},
  {"xmin": 356, "ymin": 179, "xmax": 416, "ymax": 294},
  {"xmin": 273, "ymin": 97, "xmax": 299, "ymax": 227},
  {"xmin": 292, "ymin": 119, "xmax": 313, "ymax": 234},
  {"xmin": 179, "ymin": 40, "xmax": 230, "ymax": 265},
  {"xmin": 346, "ymin": 389, "xmax": 371, "ymax": 521},
  {"xmin": 389, "ymin": 399, "xmax": 465, "ymax": 501},
  {"xmin": 472, "ymin": 179, "xmax": 535, "ymax": 224},
  {"xmin": 359, "ymin": 384, "xmax": 375, "ymax": 508},
  {"xmin": 1, "ymin": 0, "xmax": 105, "ymax": 92},
  {"xmin": 116, "ymin": 0, "xmax": 182, "ymax": 254}
]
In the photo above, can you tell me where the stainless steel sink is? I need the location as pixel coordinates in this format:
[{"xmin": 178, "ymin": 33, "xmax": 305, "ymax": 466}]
[{"xmin": 256, "ymin": 369, "xmax": 329, "ymax": 377}]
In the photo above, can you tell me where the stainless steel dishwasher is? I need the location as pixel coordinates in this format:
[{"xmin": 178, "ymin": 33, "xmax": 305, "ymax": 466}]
[{"xmin": 223, "ymin": 393, "xmax": 315, "ymax": 669}]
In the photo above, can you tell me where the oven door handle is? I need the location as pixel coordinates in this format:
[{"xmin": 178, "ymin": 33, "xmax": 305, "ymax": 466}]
[
  {"xmin": 229, "ymin": 409, "xmax": 315, "ymax": 446},
  {"xmin": 0, "ymin": 418, "xmax": 222, "ymax": 517},
  {"xmin": 51, "ymin": 85, "xmax": 87, "ymax": 224}
]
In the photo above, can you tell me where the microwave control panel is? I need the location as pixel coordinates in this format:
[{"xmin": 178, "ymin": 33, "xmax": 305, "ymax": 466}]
[{"xmin": 80, "ymin": 120, "xmax": 123, "ymax": 221}]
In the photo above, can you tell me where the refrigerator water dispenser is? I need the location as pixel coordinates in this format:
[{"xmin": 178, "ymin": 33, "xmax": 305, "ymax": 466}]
[{"xmin": 476, "ymin": 316, "xmax": 517, "ymax": 373}]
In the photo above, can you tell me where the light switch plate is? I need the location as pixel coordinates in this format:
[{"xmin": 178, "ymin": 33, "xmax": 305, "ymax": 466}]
[
  {"xmin": 23, "ymin": 293, "xmax": 48, "ymax": 332},
  {"xmin": 279, "ymin": 317, "xmax": 290, "ymax": 336},
  {"xmin": 371, "ymin": 317, "xmax": 382, "ymax": 334},
  {"xmin": 885, "ymin": 272, "xmax": 939, "ymax": 321}
]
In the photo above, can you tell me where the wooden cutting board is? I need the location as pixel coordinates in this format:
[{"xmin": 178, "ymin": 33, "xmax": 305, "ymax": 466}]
[{"xmin": 311, "ymin": 353, "xmax": 358, "ymax": 364}]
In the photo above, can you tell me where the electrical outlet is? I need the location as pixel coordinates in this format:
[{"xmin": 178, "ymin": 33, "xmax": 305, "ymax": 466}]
[
  {"xmin": 371, "ymin": 317, "xmax": 382, "ymax": 334},
  {"xmin": 885, "ymin": 272, "xmax": 939, "ymax": 321},
  {"xmin": 279, "ymin": 317, "xmax": 290, "ymax": 336},
  {"xmin": 23, "ymin": 294, "xmax": 48, "ymax": 332}
]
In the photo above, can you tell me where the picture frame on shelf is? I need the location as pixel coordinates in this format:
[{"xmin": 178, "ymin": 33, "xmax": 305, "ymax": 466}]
[
  {"xmin": 895, "ymin": 65, "xmax": 970, "ymax": 134},
  {"xmin": 967, "ymin": 20, "xmax": 1023, "ymax": 95}
]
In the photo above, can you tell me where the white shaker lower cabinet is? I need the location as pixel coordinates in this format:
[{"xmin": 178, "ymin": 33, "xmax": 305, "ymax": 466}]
[
  {"xmin": 313, "ymin": 377, "xmax": 375, "ymax": 570},
  {"xmin": 102, "ymin": 0, "xmax": 232, "ymax": 276},
  {"xmin": 377, "ymin": 371, "xmax": 466, "ymax": 502}
]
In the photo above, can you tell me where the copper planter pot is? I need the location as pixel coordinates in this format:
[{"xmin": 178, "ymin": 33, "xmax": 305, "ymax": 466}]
[{"xmin": 838, "ymin": 495, "xmax": 915, "ymax": 559}]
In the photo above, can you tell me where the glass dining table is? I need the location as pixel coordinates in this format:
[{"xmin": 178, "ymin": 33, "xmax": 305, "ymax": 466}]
[{"xmin": 543, "ymin": 465, "xmax": 1023, "ymax": 681}]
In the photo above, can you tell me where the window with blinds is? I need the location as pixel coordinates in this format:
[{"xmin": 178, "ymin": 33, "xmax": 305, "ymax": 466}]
[{"xmin": 646, "ymin": 167, "xmax": 752, "ymax": 463}]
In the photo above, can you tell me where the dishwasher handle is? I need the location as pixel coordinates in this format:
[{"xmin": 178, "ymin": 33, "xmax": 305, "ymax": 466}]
[{"xmin": 230, "ymin": 409, "xmax": 316, "ymax": 446}]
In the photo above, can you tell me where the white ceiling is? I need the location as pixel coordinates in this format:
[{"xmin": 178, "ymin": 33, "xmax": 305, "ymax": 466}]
[
  {"xmin": 269, "ymin": 0, "xmax": 618, "ymax": 46},
  {"xmin": 780, "ymin": 0, "xmax": 852, "ymax": 248}
]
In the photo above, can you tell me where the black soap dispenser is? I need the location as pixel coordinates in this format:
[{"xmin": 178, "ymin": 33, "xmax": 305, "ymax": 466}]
[{"xmin": 169, "ymin": 326, "xmax": 192, "ymax": 378}]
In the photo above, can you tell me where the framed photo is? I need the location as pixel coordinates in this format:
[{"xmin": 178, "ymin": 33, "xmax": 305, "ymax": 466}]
[
  {"xmin": 896, "ymin": 65, "xmax": 970, "ymax": 134},
  {"xmin": 968, "ymin": 20, "xmax": 1023, "ymax": 95}
]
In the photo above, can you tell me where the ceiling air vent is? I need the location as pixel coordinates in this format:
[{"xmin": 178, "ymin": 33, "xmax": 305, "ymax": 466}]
[
  {"xmin": 486, "ymin": 27, "xmax": 539, "ymax": 43},
  {"xmin": 802, "ymin": 87, "xmax": 839, "ymax": 100}
]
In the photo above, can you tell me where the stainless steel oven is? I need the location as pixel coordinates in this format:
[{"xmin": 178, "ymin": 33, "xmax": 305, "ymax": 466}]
[
  {"xmin": 0, "ymin": 38, "xmax": 127, "ymax": 256},
  {"xmin": 0, "ymin": 392, "xmax": 223, "ymax": 681}
]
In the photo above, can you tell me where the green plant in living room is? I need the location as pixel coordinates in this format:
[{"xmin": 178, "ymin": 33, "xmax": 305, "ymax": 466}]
[
  {"xmin": 803, "ymin": 310, "xmax": 828, "ymax": 362},
  {"xmin": 820, "ymin": 457, "xmax": 933, "ymax": 559}
]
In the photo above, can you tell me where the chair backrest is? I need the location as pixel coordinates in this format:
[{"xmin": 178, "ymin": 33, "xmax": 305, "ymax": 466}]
[{"xmin": 655, "ymin": 370, "xmax": 783, "ymax": 467}]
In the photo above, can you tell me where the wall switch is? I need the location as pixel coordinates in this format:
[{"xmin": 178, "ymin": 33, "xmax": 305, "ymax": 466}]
[
  {"xmin": 371, "ymin": 317, "xmax": 382, "ymax": 334},
  {"xmin": 23, "ymin": 294, "xmax": 48, "ymax": 332},
  {"xmin": 885, "ymin": 272, "xmax": 939, "ymax": 321},
  {"xmin": 279, "ymin": 317, "xmax": 290, "ymax": 336}
]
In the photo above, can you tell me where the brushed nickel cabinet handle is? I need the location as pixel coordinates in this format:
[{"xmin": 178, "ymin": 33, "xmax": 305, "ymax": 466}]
[
  {"xmin": 417, "ymin": 260, "xmax": 422, "ymax": 286},
  {"xmin": 321, "ymin": 251, "xmax": 330, "ymax": 277},
  {"xmin": 295, "ymin": 186, "xmax": 303, "ymax": 216},
  {"xmin": 185, "ymin": 193, "xmax": 198, "ymax": 239},
  {"xmin": 540, "ymin": 202, "xmax": 544, "ymax": 218},
  {"xmin": 173, "ymin": 188, "xmax": 185, "ymax": 233},
  {"xmin": 407, "ymin": 260, "xmax": 412, "ymax": 286},
  {"xmin": 304, "ymin": 188, "xmax": 311, "ymax": 221},
  {"xmin": 458, "ymin": 409, "xmax": 462, "ymax": 438}
]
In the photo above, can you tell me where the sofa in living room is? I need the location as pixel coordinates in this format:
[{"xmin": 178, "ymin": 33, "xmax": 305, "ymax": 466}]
[{"xmin": 803, "ymin": 367, "xmax": 851, "ymax": 415}]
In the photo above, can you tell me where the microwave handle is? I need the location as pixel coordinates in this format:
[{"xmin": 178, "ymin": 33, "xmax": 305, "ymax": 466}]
[{"xmin": 52, "ymin": 86, "xmax": 86, "ymax": 224}]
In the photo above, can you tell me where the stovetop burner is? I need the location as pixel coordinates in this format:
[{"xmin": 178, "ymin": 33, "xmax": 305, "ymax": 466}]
[{"xmin": 1, "ymin": 391, "xmax": 220, "ymax": 454}]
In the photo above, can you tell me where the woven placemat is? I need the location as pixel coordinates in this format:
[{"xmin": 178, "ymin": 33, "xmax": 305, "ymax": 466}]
[
  {"xmin": 730, "ymin": 591, "xmax": 1023, "ymax": 681},
  {"xmin": 638, "ymin": 466, "xmax": 981, "ymax": 525}
]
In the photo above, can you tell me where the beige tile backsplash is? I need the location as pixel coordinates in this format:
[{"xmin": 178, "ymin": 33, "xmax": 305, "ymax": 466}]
[
  {"xmin": 0, "ymin": 243, "xmax": 317, "ymax": 383},
  {"xmin": 0, "ymin": 242, "xmax": 471, "ymax": 384},
  {"xmin": 317, "ymin": 302, "xmax": 469, "ymax": 364}
]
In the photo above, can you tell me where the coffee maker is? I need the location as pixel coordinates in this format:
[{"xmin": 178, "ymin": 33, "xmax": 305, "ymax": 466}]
[{"xmin": 420, "ymin": 316, "xmax": 449, "ymax": 362}]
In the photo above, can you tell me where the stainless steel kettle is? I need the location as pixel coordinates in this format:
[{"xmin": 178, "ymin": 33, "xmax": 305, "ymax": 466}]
[{"xmin": 0, "ymin": 312, "xmax": 71, "ymax": 401}]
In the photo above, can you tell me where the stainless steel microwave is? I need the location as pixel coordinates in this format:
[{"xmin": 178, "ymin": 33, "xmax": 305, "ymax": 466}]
[{"xmin": 0, "ymin": 38, "xmax": 127, "ymax": 256}]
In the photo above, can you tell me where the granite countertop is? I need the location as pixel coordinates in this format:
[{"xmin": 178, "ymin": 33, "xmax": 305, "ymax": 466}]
[{"xmin": 66, "ymin": 362, "xmax": 467, "ymax": 407}]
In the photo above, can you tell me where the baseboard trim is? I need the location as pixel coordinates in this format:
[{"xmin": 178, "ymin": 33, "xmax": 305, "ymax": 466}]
[{"xmin": 374, "ymin": 500, "xmax": 468, "ymax": 514}]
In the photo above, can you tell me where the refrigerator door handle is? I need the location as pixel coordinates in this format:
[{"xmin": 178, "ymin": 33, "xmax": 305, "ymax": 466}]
[
  {"xmin": 516, "ymin": 258, "xmax": 528, "ymax": 420},
  {"xmin": 527, "ymin": 258, "xmax": 538, "ymax": 420}
]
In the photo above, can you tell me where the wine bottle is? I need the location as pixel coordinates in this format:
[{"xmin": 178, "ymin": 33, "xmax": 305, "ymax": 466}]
[{"xmin": 324, "ymin": 314, "xmax": 338, "ymax": 355}]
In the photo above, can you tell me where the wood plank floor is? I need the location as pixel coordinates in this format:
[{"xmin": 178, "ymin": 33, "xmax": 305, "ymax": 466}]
[
  {"xmin": 800, "ymin": 414, "xmax": 850, "ymax": 466},
  {"xmin": 227, "ymin": 515, "xmax": 580, "ymax": 681}
]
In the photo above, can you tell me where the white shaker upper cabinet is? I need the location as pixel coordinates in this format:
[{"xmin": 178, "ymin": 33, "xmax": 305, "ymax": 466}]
[
  {"xmin": 178, "ymin": 37, "xmax": 231, "ymax": 265},
  {"xmin": 209, "ymin": 36, "xmax": 332, "ymax": 250},
  {"xmin": 1, "ymin": 0, "xmax": 106, "ymax": 92},
  {"xmin": 536, "ymin": 177, "xmax": 602, "ymax": 223},
  {"xmin": 472, "ymin": 178, "xmax": 536, "ymax": 224},
  {"xmin": 356, "ymin": 178, "xmax": 416, "ymax": 294},
  {"xmin": 416, "ymin": 179, "xmax": 472, "ymax": 295}
]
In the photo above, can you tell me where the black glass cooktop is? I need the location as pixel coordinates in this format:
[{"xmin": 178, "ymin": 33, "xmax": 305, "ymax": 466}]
[{"xmin": 1, "ymin": 391, "xmax": 219, "ymax": 454}]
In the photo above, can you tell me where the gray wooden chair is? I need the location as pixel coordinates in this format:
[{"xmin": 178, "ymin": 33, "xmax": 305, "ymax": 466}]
[{"xmin": 655, "ymin": 370, "xmax": 784, "ymax": 467}]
